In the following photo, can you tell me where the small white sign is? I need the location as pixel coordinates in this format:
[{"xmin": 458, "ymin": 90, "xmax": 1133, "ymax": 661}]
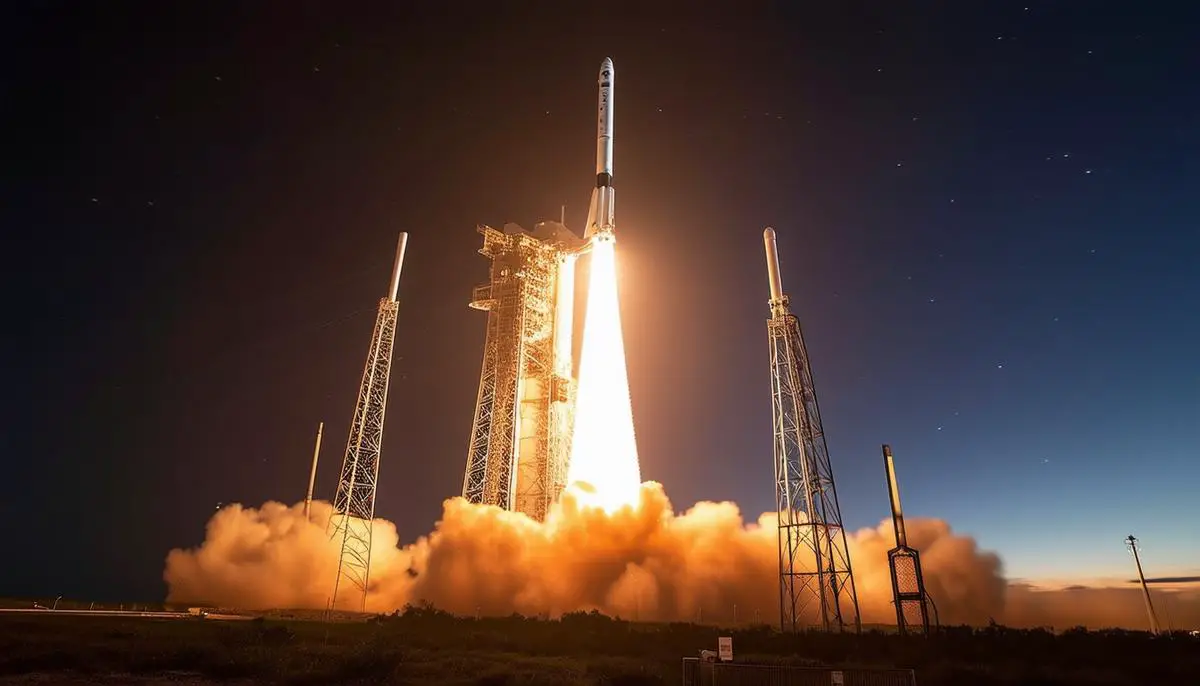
[
  {"xmin": 830, "ymin": 671, "xmax": 845, "ymax": 686},
  {"xmin": 717, "ymin": 636, "xmax": 733, "ymax": 662}
]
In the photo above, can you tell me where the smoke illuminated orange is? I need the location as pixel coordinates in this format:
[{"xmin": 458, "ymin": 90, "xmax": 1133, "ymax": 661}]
[
  {"xmin": 565, "ymin": 233, "xmax": 642, "ymax": 512},
  {"xmin": 165, "ymin": 488, "xmax": 1200, "ymax": 629}
]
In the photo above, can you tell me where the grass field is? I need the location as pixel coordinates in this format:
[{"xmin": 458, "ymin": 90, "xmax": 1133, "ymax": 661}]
[{"xmin": 1, "ymin": 605, "xmax": 1197, "ymax": 685}]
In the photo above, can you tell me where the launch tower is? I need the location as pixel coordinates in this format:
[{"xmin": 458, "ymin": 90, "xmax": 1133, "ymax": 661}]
[
  {"xmin": 883, "ymin": 445, "xmax": 931, "ymax": 636},
  {"xmin": 328, "ymin": 233, "xmax": 408, "ymax": 611},
  {"xmin": 462, "ymin": 222, "xmax": 582, "ymax": 521},
  {"xmin": 762, "ymin": 227, "xmax": 861, "ymax": 633}
]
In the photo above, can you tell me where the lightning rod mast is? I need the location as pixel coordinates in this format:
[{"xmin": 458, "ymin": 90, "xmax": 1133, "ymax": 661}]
[
  {"xmin": 883, "ymin": 444, "xmax": 931, "ymax": 635},
  {"xmin": 762, "ymin": 227, "xmax": 861, "ymax": 633},
  {"xmin": 1125, "ymin": 534, "xmax": 1161, "ymax": 635},
  {"xmin": 304, "ymin": 421, "xmax": 323, "ymax": 520},
  {"xmin": 328, "ymin": 232, "xmax": 408, "ymax": 612}
]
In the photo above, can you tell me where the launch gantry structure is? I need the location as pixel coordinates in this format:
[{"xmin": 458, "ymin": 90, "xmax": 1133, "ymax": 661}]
[
  {"xmin": 762, "ymin": 227, "xmax": 861, "ymax": 634},
  {"xmin": 328, "ymin": 233, "xmax": 408, "ymax": 612},
  {"xmin": 462, "ymin": 222, "xmax": 582, "ymax": 521}
]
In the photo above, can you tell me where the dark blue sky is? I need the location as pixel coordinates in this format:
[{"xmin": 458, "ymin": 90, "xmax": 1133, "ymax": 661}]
[{"xmin": 5, "ymin": 3, "xmax": 1198, "ymax": 601}]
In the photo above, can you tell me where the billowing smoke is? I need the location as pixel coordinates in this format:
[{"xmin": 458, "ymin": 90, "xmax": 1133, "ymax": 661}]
[{"xmin": 165, "ymin": 483, "xmax": 1200, "ymax": 630}]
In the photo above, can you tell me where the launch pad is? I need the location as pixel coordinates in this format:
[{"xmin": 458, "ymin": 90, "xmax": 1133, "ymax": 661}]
[
  {"xmin": 461, "ymin": 57, "xmax": 629, "ymax": 519},
  {"xmin": 456, "ymin": 60, "xmax": 866, "ymax": 631},
  {"xmin": 321, "ymin": 58, "xmax": 869, "ymax": 630}
]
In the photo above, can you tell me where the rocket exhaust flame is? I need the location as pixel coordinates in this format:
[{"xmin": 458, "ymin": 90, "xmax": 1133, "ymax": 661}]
[
  {"xmin": 562, "ymin": 57, "xmax": 639, "ymax": 511},
  {"xmin": 565, "ymin": 234, "xmax": 642, "ymax": 511}
]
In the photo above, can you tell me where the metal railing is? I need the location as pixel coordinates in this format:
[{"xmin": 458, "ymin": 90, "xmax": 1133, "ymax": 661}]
[{"xmin": 682, "ymin": 658, "xmax": 916, "ymax": 686}]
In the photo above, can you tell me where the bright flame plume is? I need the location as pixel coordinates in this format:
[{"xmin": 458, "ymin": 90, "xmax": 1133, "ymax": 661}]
[{"xmin": 566, "ymin": 233, "xmax": 642, "ymax": 512}]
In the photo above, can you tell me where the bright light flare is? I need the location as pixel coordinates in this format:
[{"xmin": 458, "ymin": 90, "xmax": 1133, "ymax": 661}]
[{"xmin": 566, "ymin": 233, "xmax": 642, "ymax": 512}]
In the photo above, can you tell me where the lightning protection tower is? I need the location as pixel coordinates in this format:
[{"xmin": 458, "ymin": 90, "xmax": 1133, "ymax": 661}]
[
  {"xmin": 328, "ymin": 233, "xmax": 408, "ymax": 612},
  {"xmin": 303, "ymin": 421, "xmax": 324, "ymax": 521},
  {"xmin": 1125, "ymin": 534, "xmax": 1161, "ymax": 635},
  {"xmin": 462, "ymin": 222, "xmax": 582, "ymax": 521},
  {"xmin": 883, "ymin": 445, "xmax": 931, "ymax": 636},
  {"xmin": 762, "ymin": 227, "xmax": 861, "ymax": 633}
]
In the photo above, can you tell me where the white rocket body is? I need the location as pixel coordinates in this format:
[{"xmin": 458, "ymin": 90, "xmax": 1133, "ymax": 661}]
[{"xmin": 584, "ymin": 58, "xmax": 615, "ymax": 239}]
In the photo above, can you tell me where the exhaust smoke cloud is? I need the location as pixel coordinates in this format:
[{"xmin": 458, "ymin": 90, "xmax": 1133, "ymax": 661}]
[{"xmin": 164, "ymin": 482, "xmax": 1199, "ymax": 629}]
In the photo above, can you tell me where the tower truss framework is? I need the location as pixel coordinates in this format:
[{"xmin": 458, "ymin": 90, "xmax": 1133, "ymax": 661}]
[
  {"xmin": 763, "ymin": 227, "xmax": 861, "ymax": 633},
  {"xmin": 462, "ymin": 222, "xmax": 579, "ymax": 521},
  {"xmin": 329, "ymin": 233, "xmax": 407, "ymax": 612}
]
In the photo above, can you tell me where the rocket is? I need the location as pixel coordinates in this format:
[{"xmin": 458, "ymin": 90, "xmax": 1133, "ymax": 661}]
[{"xmin": 584, "ymin": 57, "xmax": 615, "ymax": 239}]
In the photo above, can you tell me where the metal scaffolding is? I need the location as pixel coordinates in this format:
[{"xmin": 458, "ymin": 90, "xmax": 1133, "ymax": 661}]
[
  {"xmin": 462, "ymin": 222, "xmax": 580, "ymax": 521},
  {"xmin": 763, "ymin": 227, "xmax": 861, "ymax": 633},
  {"xmin": 328, "ymin": 233, "xmax": 407, "ymax": 612}
]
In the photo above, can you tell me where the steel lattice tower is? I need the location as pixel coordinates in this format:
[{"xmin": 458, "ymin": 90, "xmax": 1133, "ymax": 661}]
[
  {"xmin": 462, "ymin": 222, "xmax": 581, "ymax": 521},
  {"xmin": 328, "ymin": 233, "xmax": 408, "ymax": 612},
  {"xmin": 883, "ymin": 445, "xmax": 931, "ymax": 636},
  {"xmin": 763, "ymin": 227, "xmax": 861, "ymax": 633}
]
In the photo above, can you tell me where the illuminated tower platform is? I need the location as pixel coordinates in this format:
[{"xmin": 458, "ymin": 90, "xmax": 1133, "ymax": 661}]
[{"xmin": 462, "ymin": 221, "xmax": 582, "ymax": 521}]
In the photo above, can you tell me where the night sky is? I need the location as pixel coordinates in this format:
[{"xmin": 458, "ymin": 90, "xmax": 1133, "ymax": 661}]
[{"xmin": 6, "ymin": 3, "xmax": 1198, "ymax": 602}]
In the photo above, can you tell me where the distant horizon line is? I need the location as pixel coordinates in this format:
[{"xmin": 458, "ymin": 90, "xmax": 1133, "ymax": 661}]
[{"xmin": 1012, "ymin": 573, "xmax": 1200, "ymax": 591}]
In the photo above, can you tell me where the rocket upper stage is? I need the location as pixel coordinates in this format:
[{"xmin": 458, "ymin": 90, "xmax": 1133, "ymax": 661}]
[
  {"xmin": 596, "ymin": 57, "xmax": 614, "ymax": 186},
  {"xmin": 585, "ymin": 58, "xmax": 616, "ymax": 238}
]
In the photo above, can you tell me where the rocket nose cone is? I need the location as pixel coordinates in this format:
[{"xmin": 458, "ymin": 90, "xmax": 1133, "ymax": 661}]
[
  {"xmin": 600, "ymin": 57, "xmax": 614, "ymax": 79},
  {"xmin": 764, "ymin": 226, "xmax": 776, "ymax": 241}
]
